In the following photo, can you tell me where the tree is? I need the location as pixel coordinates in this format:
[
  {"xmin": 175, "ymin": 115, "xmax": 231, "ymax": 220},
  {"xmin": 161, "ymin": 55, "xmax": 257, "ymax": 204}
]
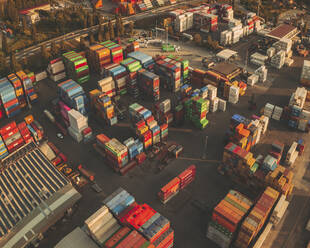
[
  {"xmin": 80, "ymin": 37, "xmax": 86, "ymax": 50},
  {"xmin": 50, "ymin": 41, "xmax": 59, "ymax": 57},
  {"xmin": 2, "ymin": 35, "xmax": 9, "ymax": 55},
  {"xmin": 104, "ymin": 25, "xmax": 111, "ymax": 41},
  {"xmin": 0, "ymin": 3, "xmax": 6, "ymax": 19},
  {"xmin": 108, "ymin": 20, "xmax": 115, "ymax": 40},
  {"xmin": 0, "ymin": 53, "xmax": 8, "ymax": 75},
  {"xmin": 119, "ymin": 17, "xmax": 125, "ymax": 36},
  {"xmin": 7, "ymin": 0, "xmax": 19, "ymax": 23},
  {"xmin": 22, "ymin": 17, "xmax": 28, "ymax": 33},
  {"xmin": 10, "ymin": 53, "xmax": 21, "ymax": 72},
  {"xmin": 128, "ymin": 22, "xmax": 134, "ymax": 37},
  {"xmin": 194, "ymin": 33, "xmax": 202, "ymax": 45},
  {"xmin": 89, "ymin": 31, "xmax": 95, "ymax": 44},
  {"xmin": 31, "ymin": 24, "xmax": 37, "ymax": 43},
  {"xmin": 41, "ymin": 44, "xmax": 50, "ymax": 63},
  {"xmin": 98, "ymin": 30, "xmax": 104, "ymax": 42}
]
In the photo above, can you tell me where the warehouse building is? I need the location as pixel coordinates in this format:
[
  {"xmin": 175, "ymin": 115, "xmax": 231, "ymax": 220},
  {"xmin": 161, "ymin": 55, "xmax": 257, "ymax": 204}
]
[
  {"xmin": 0, "ymin": 142, "xmax": 81, "ymax": 248},
  {"xmin": 266, "ymin": 24, "xmax": 299, "ymax": 40}
]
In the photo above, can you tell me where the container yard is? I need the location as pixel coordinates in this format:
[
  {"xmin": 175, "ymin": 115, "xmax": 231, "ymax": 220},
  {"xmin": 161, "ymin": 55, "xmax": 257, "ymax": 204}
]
[{"xmin": 0, "ymin": 1, "xmax": 310, "ymax": 248}]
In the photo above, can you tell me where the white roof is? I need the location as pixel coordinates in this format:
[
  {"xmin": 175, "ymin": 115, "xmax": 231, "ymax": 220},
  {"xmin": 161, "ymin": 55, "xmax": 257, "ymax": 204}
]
[
  {"xmin": 216, "ymin": 49, "xmax": 238, "ymax": 60},
  {"xmin": 55, "ymin": 227, "xmax": 99, "ymax": 248}
]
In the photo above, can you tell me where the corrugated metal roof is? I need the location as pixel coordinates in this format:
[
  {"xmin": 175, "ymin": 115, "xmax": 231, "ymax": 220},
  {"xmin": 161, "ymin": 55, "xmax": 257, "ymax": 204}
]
[
  {"xmin": 55, "ymin": 227, "xmax": 100, "ymax": 248},
  {"xmin": 267, "ymin": 24, "xmax": 297, "ymax": 39}
]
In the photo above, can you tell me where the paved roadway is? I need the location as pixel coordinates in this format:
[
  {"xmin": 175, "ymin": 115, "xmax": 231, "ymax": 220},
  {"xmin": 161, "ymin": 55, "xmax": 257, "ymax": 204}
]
[{"xmin": 6, "ymin": 0, "xmax": 199, "ymax": 63}]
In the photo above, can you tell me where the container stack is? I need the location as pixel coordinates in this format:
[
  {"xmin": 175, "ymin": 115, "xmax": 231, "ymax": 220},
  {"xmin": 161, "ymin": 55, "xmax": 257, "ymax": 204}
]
[
  {"xmin": 185, "ymin": 96, "xmax": 209, "ymax": 129},
  {"xmin": 84, "ymin": 205, "xmax": 121, "ymax": 246},
  {"xmin": 254, "ymin": 65, "xmax": 268, "ymax": 83},
  {"xmin": 174, "ymin": 13, "xmax": 193, "ymax": 32},
  {"xmin": 67, "ymin": 109, "xmax": 89, "ymax": 143},
  {"xmin": 104, "ymin": 188, "xmax": 175, "ymax": 248},
  {"xmin": 220, "ymin": 30, "xmax": 232, "ymax": 46},
  {"xmin": 58, "ymin": 79, "xmax": 89, "ymax": 115},
  {"xmin": 157, "ymin": 99, "xmax": 173, "ymax": 125},
  {"xmin": 123, "ymin": 137, "xmax": 144, "ymax": 161},
  {"xmin": 16, "ymin": 71, "xmax": 38, "ymax": 103},
  {"xmin": 94, "ymin": 93, "xmax": 117, "ymax": 126},
  {"xmin": 7, "ymin": 73, "xmax": 26, "ymax": 108},
  {"xmin": 267, "ymin": 47, "xmax": 276, "ymax": 58},
  {"xmin": 129, "ymin": 103, "xmax": 153, "ymax": 149},
  {"xmin": 143, "ymin": 0, "xmax": 153, "ymax": 10},
  {"xmin": 271, "ymin": 50, "xmax": 286, "ymax": 69},
  {"xmin": 121, "ymin": 58, "xmax": 142, "ymax": 98},
  {"xmin": 178, "ymin": 164, "xmax": 196, "ymax": 189},
  {"xmin": 154, "ymin": 57, "xmax": 181, "ymax": 92},
  {"xmin": 138, "ymin": 69, "xmax": 160, "ymax": 101},
  {"xmin": 167, "ymin": 55, "xmax": 189, "ymax": 82},
  {"xmin": 247, "ymin": 74, "xmax": 259, "ymax": 87},
  {"xmin": 47, "ymin": 58, "xmax": 66, "ymax": 82},
  {"xmin": 286, "ymin": 87, "xmax": 309, "ymax": 131},
  {"xmin": 250, "ymin": 52, "xmax": 268, "ymax": 66},
  {"xmin": 101, "ymin": 40, "xmax": 124, "ymax": 64},
  {"xmin": 206, "ymin": 190, "xmax": 253, "ymax": 248},
  {"xmin": 0, "ymin": 135, "xmax": 8, "ymax": 159},
  {"xmin": 105, "ymin": 64, "xmax": 128, "ymax": 95},
  {"xmin": 62, "ymin": 51, "xmax": 90, "ymax": 84},
  {"xmin": 86, "ymin": 44, "xmax": 111, "ymax": 74},
  {"xmin": 300, "ymin": 60, "xmax": 310, "ymax": 86},
  {"xmin": 234, "ymin": 187, "xmax": 279, "ymax": 248},
  {"xmin": 125, "ymin": 41, "xmax": 140, "ymax": 55},
  {"xmin": 58, "ymin": 100, "xmax": 71, "ymax": 127},
  {"xmin": 0, "ymin": 121, "xmax": 24, "ymax": 153},
  {"xmin": 18, "ymin": 121, "xmax": 34, "ymax": 144},
  {"xmin": 104, "ymin": 138, "xmax": 129, "ymax": 169},
  {"xmin": 273, "ymin": 38, "xmax": 292, "ymax": 55},
  {"xmin": 97, "ymin": 76, "xmax": 116, "ymax": 98},
  {"xmin": 158, "ymin": 177, "xmax": 180, "ymax": 203},
  {"xmin": 231, "ymin": 26, "xmax": 243, "ymax": 44},
  {"xmin": 128, "ymin": 51, "xmax": 155, "ymax": 71},
  {"xmin": 228, "ymin": 85, "xmax": 239, "ymax": 104},
  {"xmin": 160, "ymin": 123, "xmax": 168, "ymax": 141},
  {"xmin": 0, "ymin": 77, "xmax": 21, "ymax": 118}
]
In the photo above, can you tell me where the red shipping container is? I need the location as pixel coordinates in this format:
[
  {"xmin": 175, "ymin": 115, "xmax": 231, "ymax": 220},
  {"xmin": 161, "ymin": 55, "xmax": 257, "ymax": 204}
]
[{"xmin": 0, "ymin": 121, "xmax": 17, "ymax": 136}]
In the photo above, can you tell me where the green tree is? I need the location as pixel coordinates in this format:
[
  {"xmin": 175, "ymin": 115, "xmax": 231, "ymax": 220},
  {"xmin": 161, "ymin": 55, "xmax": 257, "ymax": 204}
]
[
  {"xmin": 41, "ymin": 44, "xmax": 50, "ymax": 63},
  {"xmin": 7, "ymin": 0, "xmax": 19, "ymax": 23},
  {"xmin": 98, "ymin": 30, "xmax": 104, "ymax": 42},
  {"xmin": 104, "ymin": 25, "xmax": 111, "ymax": 41},
  {"xmin": 2, "ymin": 35, "xmax": 9, "ymax": 55},
  {"xmin": 108, "ymin": 20, "xmax": 115, "ymax": 40},
  {"xmin": 31, "ymin": 24, "xmax": 37, "ymax": 43},
  {"xmin": 10, "ymin": 53, "xmax": 21, "ymax": 72},
  {"xmin": 50, "ymin": 41, "xmax": 59, "ymax": 57},
  {"xmin": 0, "ymin": 3, "xmax": 6, "ymax": 19},
  {"xmin": 22, "ymin": 17, "xmax": 28, "ymax": 33},
  {"xmin": 89, "ymin": 31, "xmax": 95, "ymax": 44},
  {"xmin": 128, "ymin": 22, "xmax": 134, "ymax": 36},
  {"xmin": 0, "ymin": 53, "xmax": 8, "ymax": 75},
  {"xmin": 80, "ymin": 37, "xmax": 86, "ymax": 50},
  {"xmin": 119, "ymin": 17, "xmax": 125, "ymax": 36}
]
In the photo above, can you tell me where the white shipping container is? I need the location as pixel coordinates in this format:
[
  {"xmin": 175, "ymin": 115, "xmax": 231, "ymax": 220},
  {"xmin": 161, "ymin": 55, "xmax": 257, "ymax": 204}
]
[
  {"xmin": 68, "ymin": 126, "xmax": 83, "ymax": 143},
  {"xmin": 35, "ymin": 71, "xmax": 47, "ymax": 82}
]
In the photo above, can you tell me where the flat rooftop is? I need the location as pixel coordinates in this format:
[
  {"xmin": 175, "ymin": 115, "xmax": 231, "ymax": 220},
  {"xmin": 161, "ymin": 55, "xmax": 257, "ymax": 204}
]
[
  {"xmin": 0, "ymin": 142, "xmax": 81, "ymax": 248},
  {"xmin": 266, "ymin": 24, "xmax": 298, "ymax": 40},
  {"xmin": 209, "ymin": 62, "xmax": 241, "ymax": 77}
]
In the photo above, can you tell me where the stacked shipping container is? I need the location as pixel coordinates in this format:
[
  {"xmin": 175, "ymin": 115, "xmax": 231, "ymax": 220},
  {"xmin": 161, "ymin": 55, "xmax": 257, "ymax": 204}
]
[
  {"xmin": 58, "ymin": 79, "xmax": 89, "ymax": 115},
  {"xmin": 86, "ymin": 44, "xmax": 111, "ymax": 74},
  {"xmin": 138, "ymin": 69, "xmax": 160, "ymax": 101},
  {"xmin": 62, "ymin": 51, "xmax": 90, "ymax": 84},
  {"xmin": 234, "ymin": 187, "xmax": 279, "ymax": 248},
  {"xmin": 206, "ymin": 190, "xmax": 253, "ymax": 248},
  {"xmin": 0, "ymin": 77, "xmax": 21, "ymax": 118},
  {"xmin": 101, "ymin": 40, "xmax": 124, "ymax": 64}
]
